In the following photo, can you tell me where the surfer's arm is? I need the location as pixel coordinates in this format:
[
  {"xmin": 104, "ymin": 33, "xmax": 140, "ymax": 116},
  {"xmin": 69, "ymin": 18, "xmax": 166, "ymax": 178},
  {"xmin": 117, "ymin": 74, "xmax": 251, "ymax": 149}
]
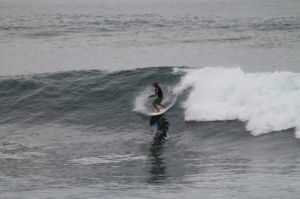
[
  {"xmin": 149, "ymin": 88, "xmax": 157, "ymax": 98},
  {"xmin": 148, "ymin": 94, "xmax": 156, "ymax": 98}
]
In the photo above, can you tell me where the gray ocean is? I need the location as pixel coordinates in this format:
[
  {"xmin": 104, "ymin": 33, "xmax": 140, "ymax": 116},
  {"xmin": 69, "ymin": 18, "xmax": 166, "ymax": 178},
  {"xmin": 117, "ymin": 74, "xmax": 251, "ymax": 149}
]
[{"xmin": 1, "ymin": 0, "xmax": 300, "ymax": 198}]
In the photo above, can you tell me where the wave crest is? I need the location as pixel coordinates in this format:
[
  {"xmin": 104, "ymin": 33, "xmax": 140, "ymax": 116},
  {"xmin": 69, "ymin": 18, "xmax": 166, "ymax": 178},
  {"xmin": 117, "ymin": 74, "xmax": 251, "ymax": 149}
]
[{"xmin": 177, "ymin": 67, "xmax": 300, "ymax": 137}]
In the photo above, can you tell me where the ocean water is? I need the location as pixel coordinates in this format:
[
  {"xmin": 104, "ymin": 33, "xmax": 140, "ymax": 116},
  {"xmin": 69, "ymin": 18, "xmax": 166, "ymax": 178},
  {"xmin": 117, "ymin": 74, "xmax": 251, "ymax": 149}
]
[{"xmin": 1, "ymin": 0, "xmax": 300, "ymax": 198}]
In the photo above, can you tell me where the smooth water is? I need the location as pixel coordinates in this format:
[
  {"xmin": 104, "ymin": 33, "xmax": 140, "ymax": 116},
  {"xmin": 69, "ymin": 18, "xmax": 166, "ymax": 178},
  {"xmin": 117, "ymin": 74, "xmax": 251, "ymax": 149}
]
[
  {"xmin": 1, "ymin": 0, "xmax": 300, "ymax": 198},
  {"xmin": 1, "ymin": 0, "xmax": 300, "ymax": 75}
]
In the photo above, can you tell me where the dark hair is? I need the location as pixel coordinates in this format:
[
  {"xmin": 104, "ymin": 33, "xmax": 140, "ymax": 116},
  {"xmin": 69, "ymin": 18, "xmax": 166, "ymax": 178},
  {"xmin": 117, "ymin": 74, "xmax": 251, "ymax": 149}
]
[{"xmin": 153, "ymin": 81, "xmax": 159, "ymax": 87}]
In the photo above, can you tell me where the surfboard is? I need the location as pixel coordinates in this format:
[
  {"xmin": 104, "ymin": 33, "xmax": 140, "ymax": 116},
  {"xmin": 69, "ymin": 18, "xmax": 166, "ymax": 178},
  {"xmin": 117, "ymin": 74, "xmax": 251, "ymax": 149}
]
[
  {"xmin": 146, "ymin": 95, "xmax": 177, "ymax": 117},
  {"xmin": 149, "ymin": 107, "xmax": 169, "ymax": 116}
]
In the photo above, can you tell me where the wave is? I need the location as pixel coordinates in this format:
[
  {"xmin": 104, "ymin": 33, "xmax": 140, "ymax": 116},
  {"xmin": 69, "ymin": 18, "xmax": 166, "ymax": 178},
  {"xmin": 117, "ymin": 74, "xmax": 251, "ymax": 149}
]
[
  {"xmin": 175, "ymin": 67, "xmax": 300, "ymax": 138},
  {"xmin": 1, "ymin": 66, "xmax": 300, "ymax": 138},
  {"xmin": 0, "ymin": 67, "xmax": 181, "ymax": 127}
]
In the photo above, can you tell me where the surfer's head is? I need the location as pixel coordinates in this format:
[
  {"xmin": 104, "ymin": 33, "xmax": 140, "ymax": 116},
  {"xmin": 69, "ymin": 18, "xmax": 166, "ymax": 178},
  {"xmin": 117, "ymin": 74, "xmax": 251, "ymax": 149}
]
[{"xmin": 152, "ymin": 81, "xmax": 159, "ymax": 87}]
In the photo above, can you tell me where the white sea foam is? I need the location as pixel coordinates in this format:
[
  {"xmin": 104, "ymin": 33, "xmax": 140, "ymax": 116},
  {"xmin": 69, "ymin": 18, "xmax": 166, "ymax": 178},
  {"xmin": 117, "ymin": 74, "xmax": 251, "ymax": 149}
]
[
  {"xmin": 133, "ymin": 88, "xmax": 152, "ymax": 114},
  {"xmin": 175, "ymin": 67, "xmax": 300, "ymax": 137},
  {"xmin": 71, "ymin": 154, "xmax": 146, "ymax": 165}
]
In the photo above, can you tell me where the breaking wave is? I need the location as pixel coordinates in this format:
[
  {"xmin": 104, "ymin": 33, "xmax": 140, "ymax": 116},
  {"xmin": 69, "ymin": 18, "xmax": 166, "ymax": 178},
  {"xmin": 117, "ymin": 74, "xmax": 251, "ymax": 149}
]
[
  {"xmin": 1, "ymin": 66, "xmax": 300, "ymax": 138},
  {"xmin": 175, "ymin": 67, "xmax": 300, "ymax": 137}
]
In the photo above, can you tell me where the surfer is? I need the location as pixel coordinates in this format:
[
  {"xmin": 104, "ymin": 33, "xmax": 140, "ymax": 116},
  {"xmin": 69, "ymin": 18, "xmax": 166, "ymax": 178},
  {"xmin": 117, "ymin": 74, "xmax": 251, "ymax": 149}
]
[{"xmin": 149, "ymin": 81, "xmax": 165, "ymax": 112}]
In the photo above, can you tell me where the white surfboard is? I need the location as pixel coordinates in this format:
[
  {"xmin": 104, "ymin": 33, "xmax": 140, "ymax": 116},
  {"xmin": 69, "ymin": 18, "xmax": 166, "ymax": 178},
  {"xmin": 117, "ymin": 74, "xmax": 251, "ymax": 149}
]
[
  {"xmin": 148, "ymin": 107, "xmax": 169, "ymax": 116},
  {"xmin": 145, "ymin": 95, "xmax": 177, "ymax": 117}
]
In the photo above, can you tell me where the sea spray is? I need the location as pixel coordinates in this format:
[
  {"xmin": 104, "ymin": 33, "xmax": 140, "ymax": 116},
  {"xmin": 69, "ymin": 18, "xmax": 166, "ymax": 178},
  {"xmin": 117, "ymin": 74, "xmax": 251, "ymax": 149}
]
[
  {"xmin": 133, "ymin": 88, "xmax": 152, "ymax": 114},
  {"xmin": 175, "ymin": 67, "xmax": 300, "ymax": 137}
]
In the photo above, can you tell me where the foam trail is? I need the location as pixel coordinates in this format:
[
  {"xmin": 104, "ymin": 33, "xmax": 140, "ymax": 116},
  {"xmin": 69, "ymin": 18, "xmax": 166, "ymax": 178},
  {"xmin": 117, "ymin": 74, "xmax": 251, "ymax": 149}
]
[
  {"xmin": 175, "ymin": 67, "xmax": 300, "ymax": 137},
  {"xmin": 133, "ymin": 88, "xmax": 152, "ymax": 114}
]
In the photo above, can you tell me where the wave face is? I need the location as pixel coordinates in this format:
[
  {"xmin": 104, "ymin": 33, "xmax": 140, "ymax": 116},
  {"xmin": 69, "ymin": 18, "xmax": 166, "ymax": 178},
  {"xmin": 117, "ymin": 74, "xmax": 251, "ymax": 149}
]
[
  {"xmin": 1, "ymin": 67, "xmax": 300, "ymax": 138},
  {"xmin": 0, "ymin": 67, "xmax": 181, "ymax": 129},
  {"xmin": 175, "ymin": 67, "xmax": 300, "ymax": 137},
  {"xmin": 2, "ymin": 66, "xmax": 300, "ymax": 198}
]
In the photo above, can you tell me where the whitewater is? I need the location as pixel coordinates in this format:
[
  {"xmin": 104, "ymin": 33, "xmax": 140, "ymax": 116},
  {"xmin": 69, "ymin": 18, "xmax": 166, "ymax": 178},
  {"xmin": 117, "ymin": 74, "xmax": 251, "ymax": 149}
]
[
  {"xmin": 173, "ymin": 67, "xmax": 300, "ymax": 137},
  {"xmin": 133, "ymin": 67, "xmax": 300, "ymax": 138}
]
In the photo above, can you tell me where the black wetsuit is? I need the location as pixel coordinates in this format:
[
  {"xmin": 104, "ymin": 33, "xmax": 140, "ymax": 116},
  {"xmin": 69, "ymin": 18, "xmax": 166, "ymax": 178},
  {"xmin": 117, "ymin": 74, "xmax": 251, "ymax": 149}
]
[
  {"xmin": 155, "ymin": 86, "xmax": 163, "ymax": 98},
  {"xmin": 153, "ymin": 86, "xmax": 163, "ymax": 105}
]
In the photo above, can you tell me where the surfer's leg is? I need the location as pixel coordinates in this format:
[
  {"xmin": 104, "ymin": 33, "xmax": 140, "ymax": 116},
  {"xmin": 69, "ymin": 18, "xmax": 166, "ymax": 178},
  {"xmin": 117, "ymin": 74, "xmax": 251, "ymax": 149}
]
[
  {"xmin": 159, "ymin": 103, "xmax": 165, "ymax": 108},
  {"xmin": 153, "ymin": 97, "xmax": 161, "ymax": 112},
  {"xmin": 152, "ymin": 104, "xmax": 160, "ymax": 112},
  {"xmin": 157, "ymin": 97, "xmax": 165, "ymax": 108}
]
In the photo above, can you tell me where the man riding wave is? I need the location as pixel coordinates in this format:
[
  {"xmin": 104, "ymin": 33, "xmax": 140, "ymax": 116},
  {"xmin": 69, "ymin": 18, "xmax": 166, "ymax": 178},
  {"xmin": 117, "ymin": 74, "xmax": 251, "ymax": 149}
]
[{"xmin": 149, "ymin": 81, "xmax": 165, "ymax": 112}]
